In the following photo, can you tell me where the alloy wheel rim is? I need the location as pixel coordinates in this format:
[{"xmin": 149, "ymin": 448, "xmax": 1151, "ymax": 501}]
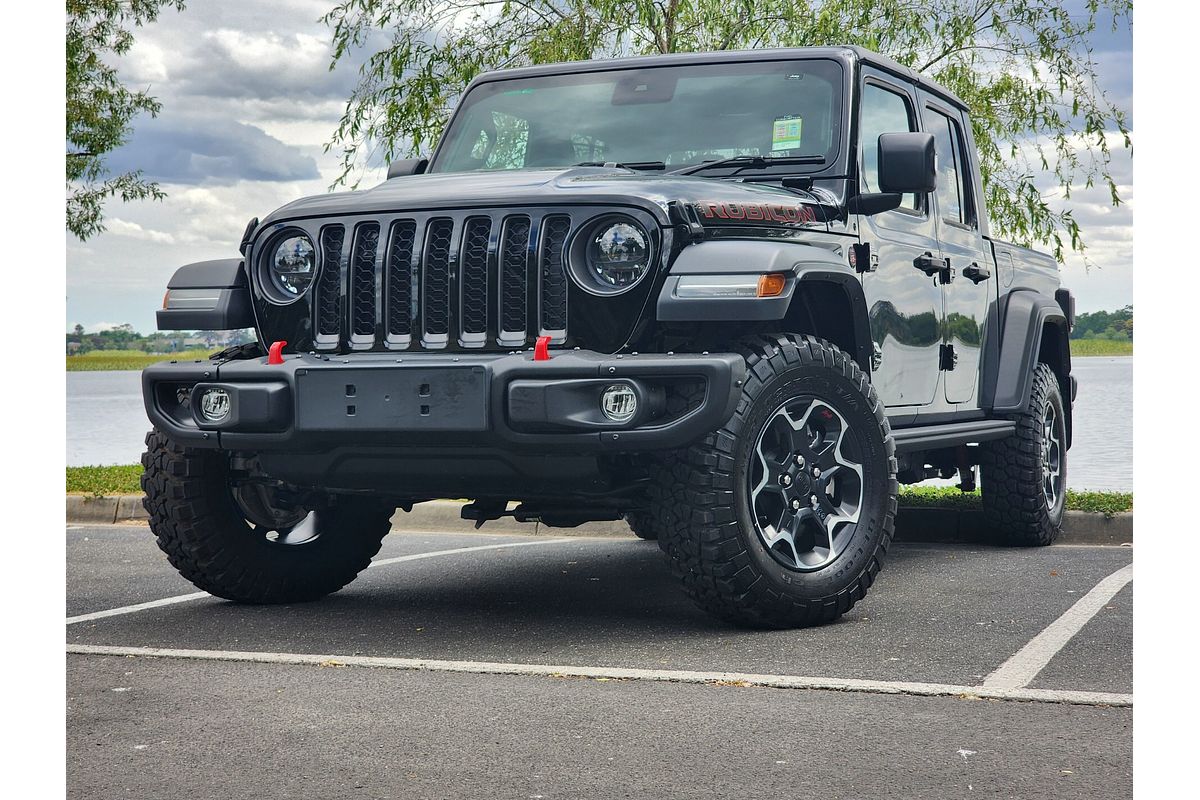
[
  {"xmin": 1042, "ymin": 403, "xmax": 1064, "ymax": 510},
  {"xmin": 748, "ymin": 396, "xmax": 865, "ymax": 571},
  {"xmin": 232, "ymin": 482, "xmax": 321, "ymax": 546}
]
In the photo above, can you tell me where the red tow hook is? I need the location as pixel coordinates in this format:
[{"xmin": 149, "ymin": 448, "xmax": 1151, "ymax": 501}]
[
  {"xmin": 267, "ymin": 340, "xmax": 288, "ymax": 365},
  {"xmin": 533, "ymin": 335, "xmax": 552, "ymax": 361}
]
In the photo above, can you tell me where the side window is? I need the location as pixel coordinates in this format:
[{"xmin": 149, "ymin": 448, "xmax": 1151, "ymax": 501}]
[
  {"xmin": 859, "ymin": 83, "xmax": 918, "ymax": 211},
  {"xmin": 928, "ymin": 109, "xmax": 974, "ymax": 227}
]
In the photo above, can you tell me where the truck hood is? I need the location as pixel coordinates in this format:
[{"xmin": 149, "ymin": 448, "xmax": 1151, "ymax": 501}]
[{"xmin": 258, "ymin": 166, "xmax": 839, "ymax": 232}]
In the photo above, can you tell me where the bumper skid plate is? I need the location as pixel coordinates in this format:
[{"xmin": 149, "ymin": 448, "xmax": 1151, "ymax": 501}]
[{"xmin": 142, "ymin": 349, "xmax": 745, "ymax": 453}]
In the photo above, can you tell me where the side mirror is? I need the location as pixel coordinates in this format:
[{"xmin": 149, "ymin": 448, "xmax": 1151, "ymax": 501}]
[
  {"xmin": 387, "ymin": 157, "xmax": 429, "ymax": 179},
  {"xmin": 878, "ymin": 132, "xmax": 936, "ymax": 194}
]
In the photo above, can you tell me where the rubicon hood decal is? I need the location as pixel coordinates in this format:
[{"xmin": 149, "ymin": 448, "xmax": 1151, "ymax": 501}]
[{"xmin": 695, "ymin": 200, "xmax": 820, "ymax": 226}]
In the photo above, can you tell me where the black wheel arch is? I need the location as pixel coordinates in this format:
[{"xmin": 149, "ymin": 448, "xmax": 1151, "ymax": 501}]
[
  {"xmin": 655, "ymin": 239, "xmax": 873, "ymax": 375},
  {"xmin": 982, "ymin": 288, "xmax": 1073, "ymax": 447}
]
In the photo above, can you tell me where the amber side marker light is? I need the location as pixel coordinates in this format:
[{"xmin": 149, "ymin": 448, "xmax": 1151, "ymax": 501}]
[{"xmin": 757, "ymin": 273, "xmax": 787, "ymax": 298}]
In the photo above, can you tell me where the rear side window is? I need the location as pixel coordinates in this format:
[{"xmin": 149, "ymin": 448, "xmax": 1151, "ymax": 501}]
[
  {"xmin": 928, "ymin": 109, "xmax": 973, "ymax": 226},
  {"xmin": 859, "ymin": 83, "xmax": 918, "ymax": 211}
]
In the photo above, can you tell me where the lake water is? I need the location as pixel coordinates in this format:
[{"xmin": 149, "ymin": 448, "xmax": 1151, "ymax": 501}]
[{"xmin": 66, "ymin": 356, "xmax": 1133, "ymax": 490}]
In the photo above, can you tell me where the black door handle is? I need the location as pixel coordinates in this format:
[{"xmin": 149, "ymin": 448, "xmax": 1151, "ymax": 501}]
[
  {"xmin": 962, "ymin": 262, "xmax": 991, "ymax": 284},
  {"xmin": 913, "ymin": 252, "xmax": 945, "ymax": 276},
  {"xmin": 913, "ymin": 252, "xmax": 953, "ymax": 283}
]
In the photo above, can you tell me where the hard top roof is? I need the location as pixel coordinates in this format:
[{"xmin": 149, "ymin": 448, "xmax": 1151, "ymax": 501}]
[{"xmin": 467, "ymin": 45, "xmax": 969, "ymax": 112}]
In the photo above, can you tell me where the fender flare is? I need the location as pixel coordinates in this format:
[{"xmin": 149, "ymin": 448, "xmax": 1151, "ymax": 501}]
[
  {"xmin": 157, "ymin": 258, "xmax": 256, "ymax": 331},
  {"xmin": 982, "ymin": 288, "xmax": 1071, "ymax": 416},
  {"xmin": 656, "ymin": 240, "xmax": 873, "ymax": 373}
]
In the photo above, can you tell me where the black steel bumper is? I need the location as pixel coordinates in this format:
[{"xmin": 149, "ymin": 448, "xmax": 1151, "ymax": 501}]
[{"xmin": 142, "ymin": 349, "xmax": 745, "ymax": 454}]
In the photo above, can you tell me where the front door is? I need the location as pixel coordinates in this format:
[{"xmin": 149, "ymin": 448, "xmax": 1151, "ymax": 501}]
[
  {"xmin": 856, "ymin": 71, "xmax": 942, "ymax": 408},
  {"xmin": 920, "ymin": 95, "xmax": 992, "ymax": 405}
]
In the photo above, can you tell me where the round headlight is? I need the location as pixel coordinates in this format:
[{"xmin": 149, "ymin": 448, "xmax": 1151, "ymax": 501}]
[
  {"xmin": 269, "ymin": 234, "xmax": 316, "ymax": 297},
  {"xmin": 583, "ymin": 218, "xmax": 651, "ymax": 292}
]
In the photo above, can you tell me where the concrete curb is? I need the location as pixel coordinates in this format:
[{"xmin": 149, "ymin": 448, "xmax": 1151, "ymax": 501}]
[{"xmin": 69, "ymin": 494, "xmax": 1132, "ymax": 545}]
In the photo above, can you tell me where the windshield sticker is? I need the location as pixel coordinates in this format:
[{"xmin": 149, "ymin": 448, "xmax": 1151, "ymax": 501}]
[{"xmin": 772, "ymin": 116, "xmax": 804, "ymax": 152}]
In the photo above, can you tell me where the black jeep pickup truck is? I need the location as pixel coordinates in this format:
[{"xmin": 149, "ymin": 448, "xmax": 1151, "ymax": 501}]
[{"xmin": 142, "ymin": 46, "xmax": 1074, "ymax": 628}]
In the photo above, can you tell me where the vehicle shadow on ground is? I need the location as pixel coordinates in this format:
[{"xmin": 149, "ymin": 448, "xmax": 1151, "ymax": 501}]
[{"xmin": 222, "ymin": 538, "xmax": 984, "ymax": 638}]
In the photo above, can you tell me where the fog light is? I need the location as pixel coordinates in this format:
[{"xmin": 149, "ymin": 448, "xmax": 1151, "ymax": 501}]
[
  {"xmin": 200, "ymin": 387, "xmax": 231, "ymax": 422},
  {"xmin": 601, "ymin": 384, "xmax": 637, "ymax": 423}
]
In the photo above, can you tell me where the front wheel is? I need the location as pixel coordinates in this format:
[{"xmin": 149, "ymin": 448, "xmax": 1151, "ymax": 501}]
[
  {"xmin": 141, "ymin": 431, "xmax": 394, "ymax": 603},
  {"xmin": 651, "ymin": 334, "xmax": 898, "ymax": 628}
]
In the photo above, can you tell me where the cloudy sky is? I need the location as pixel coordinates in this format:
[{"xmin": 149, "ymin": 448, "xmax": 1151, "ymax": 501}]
[{"xmin": 65, "ymin": 0, "xmax": 1132, "ymax": 333}]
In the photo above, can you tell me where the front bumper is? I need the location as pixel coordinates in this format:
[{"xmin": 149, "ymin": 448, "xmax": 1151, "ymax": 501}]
[{"xmin": 143, "ymin": 349, "xmax": 745, "ymax": 454}]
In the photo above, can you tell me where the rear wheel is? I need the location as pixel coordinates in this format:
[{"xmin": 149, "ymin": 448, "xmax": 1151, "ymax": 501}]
[
  {"xmin": 651, "ymin": 334, "xmax": 897, "ymax": 628},
  {"xmin": 979, "ymin": 363, "xmax": 1067, "ymax": 546},
  {"xmin": 141, "ymin": 430, "xmax": 393, "ymax": 603}
]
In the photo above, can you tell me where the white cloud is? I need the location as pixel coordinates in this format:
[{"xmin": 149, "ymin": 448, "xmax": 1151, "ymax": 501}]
[
  {"xmin": 124, "ymin": 39, "xmax": 169, "ymax": 83},
  {"xmin": 204, "ymin": 29, "xmax": 328, "ymax": 74},
  {"xmin": 104, "ymin": 218, "xmax": 176, "ymax": 244}
]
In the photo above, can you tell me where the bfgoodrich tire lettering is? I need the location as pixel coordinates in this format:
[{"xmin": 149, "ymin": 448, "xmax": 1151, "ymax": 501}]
[
  {"xmin": 980, "ymin": 362, "xmax": 1067, "ymax": 546},
  {"xmin": 141, "ymin": 430, "xmax": 393, "ymax": 603},
  {"xmin": 651, "ymin": 334, "xmax": 898, "ymax": 628}
]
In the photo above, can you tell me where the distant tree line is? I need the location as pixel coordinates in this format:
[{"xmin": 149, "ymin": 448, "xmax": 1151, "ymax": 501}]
[
  {"xmin": 1071, "ymin": 305, "xmax": 1132, "ymax": 341},
  {"xmin": 66, "ymin": 323, "xmax": 253, "ymax": 354}
]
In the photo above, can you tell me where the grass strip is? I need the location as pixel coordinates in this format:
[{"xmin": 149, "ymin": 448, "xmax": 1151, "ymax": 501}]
[
  {"xmin": 67, "ymin": 465, "xmax": 144, "ymax": 497},
  {"xmin": 66, "ymin": 465, "xmax": 1133, "ymax": 516},
  {"xmin": 66, "ymin": 349, "xmax": 213, "ymax": 372},
  {"xmin": 897, "ymin": 485, "xmax": 1132, "ymax": 516},
  {"xmin": 1070, "ymin": 339, "xmax": 1132, "ymax": 357}
]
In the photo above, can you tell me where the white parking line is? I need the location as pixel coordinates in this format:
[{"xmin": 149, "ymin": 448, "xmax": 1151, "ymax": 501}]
[
  {"xmin": 66, "ymin": 592, "xmax": 211, "ymax": 625},
  {"xmin": 984, "ymin": 562, "xmax": 1133, "ymax": 689},
  {"xmin": 65, "ymin": 643, "xmax": 1133, "ymax": 707},
  {"xmin": 66, "ymin": 537, "xmax": 572, "ymax": 626},
  {"xmin": 369, "ymin": 538, "xmax": 571, "ymax": 568}
]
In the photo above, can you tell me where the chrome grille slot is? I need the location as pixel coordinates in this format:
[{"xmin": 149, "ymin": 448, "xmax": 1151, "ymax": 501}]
[
  {"xmin": 459, "ymin": 217, "xmax": 492, "ymax": 346},
  {"xmin": 421, "ymin": 218, "xmax": 454, "ymax": 347},
  {"xmin": 315, "ymin": 225, "xmax": 345, "ymax": 347},
  {"xmin": 538, "ymin": 215, "xmax": 571, "ymax": 342},
  {"xmin": 385, "ymin": 219, "xmax": 417, "ymax": 347},
  {"xmin": 499, "ymin": 215, "xmax": 531, "ymax": 347},
  {"xmin": 349, "ymin": 222, "xmax": 380, "ymax": 347}
]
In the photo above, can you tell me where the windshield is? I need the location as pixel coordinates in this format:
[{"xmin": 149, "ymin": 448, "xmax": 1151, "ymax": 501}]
[{"xmin": 431, "ymin": 59, "xmax": 844, "ymax": 175}]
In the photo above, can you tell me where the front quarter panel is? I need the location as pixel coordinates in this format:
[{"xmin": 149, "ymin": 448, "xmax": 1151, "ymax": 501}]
[{"xmin": 656, "ymin": 239, "xmax": 873, "ymax": 373}]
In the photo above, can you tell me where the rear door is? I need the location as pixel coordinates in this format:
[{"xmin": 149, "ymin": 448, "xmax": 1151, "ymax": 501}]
[
  {"xmin": 919, "ymin": 95, "xmax": 992, "ymax": 406},
  {"xmin": 856, "ymin": 70, "xmax": 942, "ymax": 408}
]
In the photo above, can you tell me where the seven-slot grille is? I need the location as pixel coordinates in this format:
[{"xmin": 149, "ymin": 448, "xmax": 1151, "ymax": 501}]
[{"xmin": 310, "ymin": 212, "xmax": 574, "ymax": 351}]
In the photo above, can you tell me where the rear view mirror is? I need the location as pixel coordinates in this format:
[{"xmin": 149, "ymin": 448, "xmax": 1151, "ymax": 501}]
[
  {"xmin": 878, "ymin": 132, "xmax": 936, "ymax": 194},
  {"xmin": 387, "ymin": 157, "xmax": 429, "ymax": 179}
]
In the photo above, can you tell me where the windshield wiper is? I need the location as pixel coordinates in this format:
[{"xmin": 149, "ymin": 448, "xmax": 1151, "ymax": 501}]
[
  {"xmin": 574, "ymin": 161, "xmax": 667, "ymax": 171},
  {"xmin": 668, "ymin": 154, "xmax": 826, "ymax": 176}
]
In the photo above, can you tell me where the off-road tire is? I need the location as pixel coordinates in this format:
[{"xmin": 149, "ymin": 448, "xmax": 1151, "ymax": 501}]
[
  {"xmin": 141, "ymin": 430, "xmax": 393, "ymax": 603},
  {"xmin": 979, "ymin": 363, "xmax": 1067, "ymax": 546},
  {"xmin": 649, "ymin": 334, "xmax": 898, "ymax": 628},
  {"xmin": 624, "ymin": 512, "xmax": 658, "ymax": 541}
]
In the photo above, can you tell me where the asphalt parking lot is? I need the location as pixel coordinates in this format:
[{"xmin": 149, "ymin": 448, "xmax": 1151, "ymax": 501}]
[{"xmin": 67, "ymin": 522, "xmax": 1132, "ymax": 799}]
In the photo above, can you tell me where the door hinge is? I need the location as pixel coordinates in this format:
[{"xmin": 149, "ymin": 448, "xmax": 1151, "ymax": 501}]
[
  {"xmin": 913, "ymin": 252, "xmax": 953, "ymax": 284},
  {"xmin": 851, "ymin": 242, "xmax": 877, "ymax": 273},
  {"xmin": 939, "ymin": 344, "xmax": 958, "ymax": 371}
]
